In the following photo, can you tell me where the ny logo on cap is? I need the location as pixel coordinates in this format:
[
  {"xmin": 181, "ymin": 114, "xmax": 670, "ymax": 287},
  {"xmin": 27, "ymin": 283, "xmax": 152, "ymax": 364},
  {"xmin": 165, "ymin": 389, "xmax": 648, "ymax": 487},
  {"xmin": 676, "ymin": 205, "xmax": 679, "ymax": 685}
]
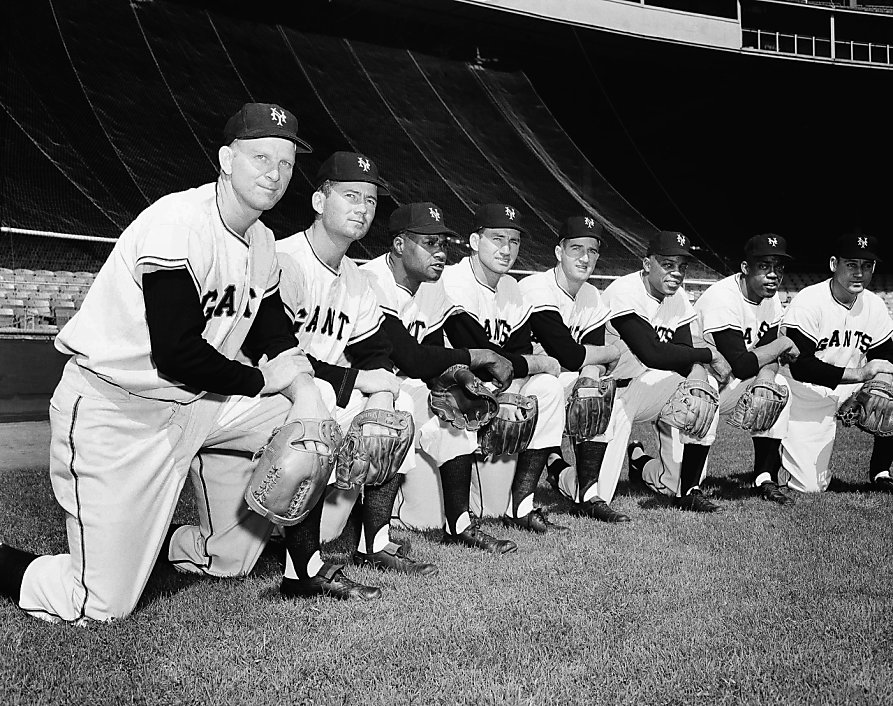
[
  {"xmin": 505, "ymin": 206, "xmax": 516, "ymax": 221},
  {"xmin": 677, "ymin": 234, "xmax": 686, "ymax": 246},
  {"xmin": 358, "ymin": 157, "xmax": 371, "ymax": 172},
  {"xmin": 584, "ymin": 217, "xmax": 595, "ymax": 229},
  {"xmin": 858, "ymin": 237, "xmax": 868, "ymax": 248},
  {"xmin": 270, "ymin": 107, "xmax": 287, "ymax": 126},
  {"xmin": 768, "ymin": 237, "xmax": 778, "ymax": 247},
  {"xmin": 429, "ymin": 207, "xmax": 441, "ymax": 222}
]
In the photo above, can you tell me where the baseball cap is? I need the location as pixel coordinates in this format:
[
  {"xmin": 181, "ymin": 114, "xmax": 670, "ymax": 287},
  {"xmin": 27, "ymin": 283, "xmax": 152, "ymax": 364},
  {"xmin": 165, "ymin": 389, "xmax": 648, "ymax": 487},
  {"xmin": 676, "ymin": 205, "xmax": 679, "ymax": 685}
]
[
  {"xmin": 223, "ymin": 103, "xmax": 312, "ymax": 153},
  {"xmin": 647, "ymin": 230, "xmax": 693, "ymax": 257},
  {"xmin": 473, "ymin": 203, "xmax": 527, "ymax": 234},
  {"xmin": 388, "ymin": 202, "xmax": 458, "ymax": 237},
  {"xmin": 559, "ymin": 216, "xmax": 607, "ymax": 244},
  {"xmin": 834, "ymin": 232, "xmax": 881, "ymax": 261},
  {"xmin": 315, "ymin": 151, "xmax": 390, "ymax": 195},
  {"xmin": 744, "ymin": 234, "xmax": 792, "ymax": 259}
]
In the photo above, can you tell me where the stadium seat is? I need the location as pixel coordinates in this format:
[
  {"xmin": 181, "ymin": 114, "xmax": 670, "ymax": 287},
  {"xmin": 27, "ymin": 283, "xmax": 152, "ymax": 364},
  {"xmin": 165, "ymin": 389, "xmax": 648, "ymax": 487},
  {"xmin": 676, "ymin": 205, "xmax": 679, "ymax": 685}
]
[
  {"xmin": 55, "ymin": 270, "xmax": 75, "ymax": 281},
  {"xmin": 0, "ymin": 307, "xmax": 16, "ymax": 327},
  {"xmin": 54, "ymin": 304, "xmax": 77, "ymax": 327},
  {"xmin": 13, "ymin": 268, "xmax": 36, "ymax": 280},
  {"xmin": 34, "ymin": 269, "xmax": 55, "ymax": 278}
]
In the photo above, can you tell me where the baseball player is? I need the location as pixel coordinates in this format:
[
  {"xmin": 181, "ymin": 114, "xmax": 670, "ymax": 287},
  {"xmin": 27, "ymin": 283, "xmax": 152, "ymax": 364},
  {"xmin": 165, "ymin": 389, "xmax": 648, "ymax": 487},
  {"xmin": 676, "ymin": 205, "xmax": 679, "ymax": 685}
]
[
  {"xmin": 551, "ymin": 231, "xmax": 731, "ymax": 512},
  {"xmin": 0, "ymin": 104, "xmax": 359, "ymax": 620},
  {"xmin": 361, "ymin": 202, "xmax": 517, "ymax": 554},
  {"xmin": 518, "ymin": 216, "xmax": 626, "ymax": 522},
  {"xmin": 779, "ymin": 233, "xmax": 893, "ymax": 493},
  {"xmin": 440, "ymin": 203, "xmax": 568, "ymax": 534},
  {"xmin": 275, "ymin": 152, "xmax": 436, "ymax": 595}
]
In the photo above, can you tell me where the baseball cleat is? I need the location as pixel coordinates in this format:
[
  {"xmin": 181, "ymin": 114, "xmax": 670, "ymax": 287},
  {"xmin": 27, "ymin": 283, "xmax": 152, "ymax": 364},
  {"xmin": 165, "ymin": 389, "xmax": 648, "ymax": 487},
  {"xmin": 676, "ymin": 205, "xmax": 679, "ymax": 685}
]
[
  {"xmin": 675, "ymin": 489, "xmax": 719, "ymax": 513},
  {"xmin": 441, "ymin": 523, "xmax": 517, "ymax": 554},
  {"xmin": 627, "ymin": 440, "xmax": 646, "ymax": 486},
  {"xmin": 872, "ymin": 474, "xmax": 893, "ymax": 493},
  {"xmin": 572, "ymin": 498, "xmax": 631, "ymax": 523},
  {"xmin": 353, "ymin": 542, "xmax": 439, "ymax": 576},
  {"xmin": 280, "ymin": 562, "xmax": 382, "ymax": 601},
  {"xmin": 758, "ymin": 481, "xmax": 794, "ymax": 505},
  {"xmin": 502, "ymin": 507, "xmax": 570, "ymax": 534}
]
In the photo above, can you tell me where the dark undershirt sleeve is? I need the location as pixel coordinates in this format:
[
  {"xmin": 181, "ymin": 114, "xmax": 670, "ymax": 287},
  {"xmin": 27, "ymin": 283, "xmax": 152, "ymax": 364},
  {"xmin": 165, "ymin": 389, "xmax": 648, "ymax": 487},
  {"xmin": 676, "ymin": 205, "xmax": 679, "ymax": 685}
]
[
  {"xmin": 344, "ymin": 327, "xmax": 394, "ymax": 371},
  {"xmin": 580, "ymin": 326, "xmax": 605, "ymax": 347},
  {"xmin": 756, "ymin": 325, "xmax": 779, "ymax": 346},
  {"xmin": 711, "ymin": 328, "xmax": 759, "ymax": 380},
  {"xmin": 240, "ymin": 290, "xmax": 300, "ymax": 363},
  {"xmin": 529, "ymin": 310, "xmax": 585, "ymax": 371},
  {"xmin": 143, "ymin": 269, "xmax": 264, "ymax": 397},
  {"xmin": 306, "ymin": 356, "xmax": 358, "ymax": 409},
  {"xmin": 611, "ymin": 314, "xmax": 711, "ymax": 376},
  {"xmin": 383, "ymin": 314, "xmax": 470, "ymax": 380},
  {"xmin": 786, "ymin": 329, "xmax": 845, "ymax": 389},
  {"xmin": 866, "ymin": 338, "xmax": 893, "ymax": 362},
  {"xmin": 444, "ymin": 312, "xmax": 529, "ymax": 378}
]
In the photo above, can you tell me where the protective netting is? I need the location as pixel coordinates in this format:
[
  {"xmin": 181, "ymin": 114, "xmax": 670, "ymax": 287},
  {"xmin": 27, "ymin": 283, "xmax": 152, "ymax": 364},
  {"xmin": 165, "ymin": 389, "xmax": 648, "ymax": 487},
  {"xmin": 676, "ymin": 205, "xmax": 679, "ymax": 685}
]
[{"xmin": 0, "ymin": 0, "xmax": 717, "ymax": 276}]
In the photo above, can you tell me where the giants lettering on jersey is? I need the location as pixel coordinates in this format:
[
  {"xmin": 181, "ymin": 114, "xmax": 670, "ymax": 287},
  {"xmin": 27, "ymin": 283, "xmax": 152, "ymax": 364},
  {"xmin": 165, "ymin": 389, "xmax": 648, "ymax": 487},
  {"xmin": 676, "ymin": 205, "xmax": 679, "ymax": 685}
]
[
  {"xmin": 201, "ymin": 285, "xmax": 257, "ymax": 320},
  {"xmin": 408, "ymin": 320, "xmax": 426, "ymax": 339},
  {"xmin": 816, "ymin": 329, "xmax": 872, "ymax": 354},
  {"xmin": 486, "ymin": 318, "xmax": 511, "ymax": 346},
  {"xmin": 744, "ymin": 321, "xmax": 771, "ymax": 346},
  {"xmin": 655, "ymin": 325, "xmax": 674, "ymax": 343},
  {"xmin": 294, "ymin": 305, "xmax": 351, "ymax": 341}
]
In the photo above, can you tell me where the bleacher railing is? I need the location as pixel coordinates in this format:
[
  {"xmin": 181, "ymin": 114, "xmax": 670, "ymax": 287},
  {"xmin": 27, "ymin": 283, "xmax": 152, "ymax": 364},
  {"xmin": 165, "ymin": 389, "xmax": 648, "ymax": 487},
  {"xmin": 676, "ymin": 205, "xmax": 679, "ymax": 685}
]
[{"xmin": 743, "ymin": 27, "xmax": 893, "ymax": 65}]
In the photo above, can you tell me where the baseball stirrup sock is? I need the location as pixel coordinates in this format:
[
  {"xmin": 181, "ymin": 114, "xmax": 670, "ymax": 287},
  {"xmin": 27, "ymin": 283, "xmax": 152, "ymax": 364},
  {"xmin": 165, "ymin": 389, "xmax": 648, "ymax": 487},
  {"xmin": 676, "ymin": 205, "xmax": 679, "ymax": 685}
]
[
  {"xmin": 680, "ymin": 444, "xmax": 711, "ymax": 495},
  {"xmin": 546, "ymin": 448, "xmax": 570, "ymax": 481},
  {"xmin": 752, "ymin": 437, "xmax": 783, "ymax": 485},
  {"xmin": 283, "ymin": 495, "xmax": 324, "ymax": 580},
  {"xmin": 869, "ymin": 435, "xmax": 893, "ymax": 481},
  {"xmin": 439, "ymin": 454, "xmax": 473, "ymax": 535},
  {"xmin": 574, "ymin": 441, "xmax": 607, "ymax": 500},
  {"xmin": 362, "ymin": 475, "xmax": 401, "ymax": 554},
  {"xmin": 510, "ymin": 448, "xmax": 550, "ymax": 517}
]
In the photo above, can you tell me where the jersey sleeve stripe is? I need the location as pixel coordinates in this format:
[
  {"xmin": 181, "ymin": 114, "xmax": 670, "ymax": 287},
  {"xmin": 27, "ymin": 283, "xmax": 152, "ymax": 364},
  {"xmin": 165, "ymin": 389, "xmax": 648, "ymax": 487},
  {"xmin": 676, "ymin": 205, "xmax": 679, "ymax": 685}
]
[
  {"xmin": 781, "ymin": 321, "xmax": 819, "ymax": 345},
  {"xmin": 262, "ymin": 270, "xmax": 281, "ymax": 298},
  {"xmin": 424, "ymin": 305, "xmax": 460, "ymax": 336},
  {"xmin": 347, "ymin": 316, "xmax": 384, "ymax": 344},
  {"xmin": 530, "ymin": 302, "xmax": 561, "ymax": 314},
  {"xmin": 868, "ymin": 329, "xmax": 893, "ymax": 349},
  {"xmin": 701, "ymin": 322, "xmax": 744, "ymax": 335}
]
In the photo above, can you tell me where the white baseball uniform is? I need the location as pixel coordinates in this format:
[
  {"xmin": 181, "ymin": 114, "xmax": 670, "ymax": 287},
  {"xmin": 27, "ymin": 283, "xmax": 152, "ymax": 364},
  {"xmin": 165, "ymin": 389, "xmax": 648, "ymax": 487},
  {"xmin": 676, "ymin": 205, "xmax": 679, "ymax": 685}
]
[
  {"xmin": 275, "ymin": 231, "xmax": 415, "ymax": 543},
  {"xmin": 440, "ymin": 257, "xmax": 565, "ymax": 518},
  {"xmin": 361, "ymin": 254, "xmax": 476, "ymax": 530},
  {"xmin": 780, "ymin": 280, "xmax": 893, "ymax": 491},
  {"xmin": 22, "ymin": 183, "xmax": 295, "ymax": 623}
]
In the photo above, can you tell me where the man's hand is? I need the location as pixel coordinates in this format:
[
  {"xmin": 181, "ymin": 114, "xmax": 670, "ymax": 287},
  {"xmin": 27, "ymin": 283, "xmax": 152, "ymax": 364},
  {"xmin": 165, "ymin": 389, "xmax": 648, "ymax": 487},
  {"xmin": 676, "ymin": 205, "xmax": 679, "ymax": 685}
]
[
  {"xmin": 468, "ymin": 349, "xmax": 513, "ymax": 392},
  {"xmin": 259, "ymin": 349, "xmax": 314, "ymax": 395},
  {"xmin": 862, "ymin": 360, "xmax": 893, "ymax": 382},
  {"xmin": 707, "ymin": 347, "xmax": 732, "ymax": 387},
  {"xmin": 776, "ymin": 336, "xmax": 800, "ymax": 366},
  {"xmin": 355, "ymin": 369, "xmax": 402, "ymax": 397},
  {"xmin": 523, "ymin": 354, "xmax": 560, "ymax": 377}
]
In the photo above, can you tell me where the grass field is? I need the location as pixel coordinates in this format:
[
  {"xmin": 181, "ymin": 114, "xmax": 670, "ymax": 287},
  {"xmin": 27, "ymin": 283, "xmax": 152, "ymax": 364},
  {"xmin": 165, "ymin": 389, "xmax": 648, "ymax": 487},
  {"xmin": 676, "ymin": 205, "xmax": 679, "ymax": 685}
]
[{"xmin": 1, "ymin": 420, "xmax": 892, "ymax": 706}]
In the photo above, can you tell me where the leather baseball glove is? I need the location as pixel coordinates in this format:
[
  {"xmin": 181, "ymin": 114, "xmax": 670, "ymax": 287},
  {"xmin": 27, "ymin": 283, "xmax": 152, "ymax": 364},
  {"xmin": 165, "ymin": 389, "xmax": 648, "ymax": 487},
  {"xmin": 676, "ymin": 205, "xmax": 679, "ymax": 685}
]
[
  {"xmin": 429, "ymin": 364, "xmax": 498, "ymax": 432},
  {"xmin": 659, "ymin": 378, "xmax": 719, "ymax": 440},
  {"xmin": 335, "ymin": 408, "xmax": 415, "ymax": 489},
  {"xmin": 565, "ymin": 376, "xmax": 616, "ymax": 440},
  {"xmin": 837, "ymin": 379, "xmax": 893, "ymax": 436},
  {"xmin": 245, "ymin": 419, "xmax": 344, "ymax": 526},
  {"xmin": 478, "ymin": 393, "xmax": 538, "ymax": 458},
  {"xmin": 727, "ymin": 380, "xmax": 789, "ymax": 433}
]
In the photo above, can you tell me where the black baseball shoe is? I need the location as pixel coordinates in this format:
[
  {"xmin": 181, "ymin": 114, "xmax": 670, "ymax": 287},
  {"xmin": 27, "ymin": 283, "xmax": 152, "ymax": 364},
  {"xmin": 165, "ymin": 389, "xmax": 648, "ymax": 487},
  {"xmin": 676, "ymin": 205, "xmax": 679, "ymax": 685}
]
[
  {"xmin": 353, "ymin": 542, "xmax": 438, "ymax": 576},
  {"xmin": 675, "ymin": 489, "xmax": 719, "ymax": 513},
  {"xmin": 502, "ymin": 507, "xmax": 570, "ymax": 534},
  {"xmin": 441, "ymin": 522, "xmax": 517, "ymax": 554},
  {"xmin": 0, "ymin": 542, "xmax": 38, "ymax": 603},
  {"xmin": 872, "ymin": 474, "xmax": 893, "ymax": 493},
  {"xmin": 758, "ymin": 481, "xmax": 794, "ymax": 505},
  {"xmin": 280, "ymin": 562, "xmax": 382, "ymax": 601},
  {"xmin": 572, "ymin": 498, "xmax": 631, "ymax": 523},
  {"xmin": 627, "ymin": 440, "xmax": 647, "ymax": 486}
]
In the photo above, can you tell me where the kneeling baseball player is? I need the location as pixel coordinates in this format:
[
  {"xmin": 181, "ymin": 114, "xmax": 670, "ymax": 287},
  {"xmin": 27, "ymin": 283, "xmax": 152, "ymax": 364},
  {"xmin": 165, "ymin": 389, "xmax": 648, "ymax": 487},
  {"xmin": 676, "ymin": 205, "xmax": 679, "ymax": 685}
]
[
  {"xmin": 779, "ymin": 233, "xmax": 893, "ymax": 493},
  {"xmin": 361, "ymin": 202, "xmax": 518, "ymax": 553}
]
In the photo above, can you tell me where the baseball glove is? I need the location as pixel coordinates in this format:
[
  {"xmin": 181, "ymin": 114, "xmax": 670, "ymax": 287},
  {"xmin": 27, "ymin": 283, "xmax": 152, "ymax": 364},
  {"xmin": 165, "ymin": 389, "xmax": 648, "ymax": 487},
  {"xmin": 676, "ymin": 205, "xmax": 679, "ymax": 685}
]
[
  {"xmin": 245, "ymin": 419, "xmax": 344, "ymax": 526},
  {"xmin": 565, "ymin": 376, "xmax": 616, "ymax": 440},
  {"xmin": 659, "ymin": 378, "xmax": 719, "ymax": 440},
  {"xmin": 478, "ymin": 393, "xmax": 538, "ymax": 458},
  {"xmin": 335, "ymin": 408, "xmax": 415, "ymax": 490},
  {"xmin": 727, "ymin": 380, "xmax": 789, "ymax": 433},
  {"xmin": 836, "ymin": 379, "xmax": 893, "ymax": 436},
  {"xmin": 429, "ymin": 364, "xmax": 498, "ymax": 432}
]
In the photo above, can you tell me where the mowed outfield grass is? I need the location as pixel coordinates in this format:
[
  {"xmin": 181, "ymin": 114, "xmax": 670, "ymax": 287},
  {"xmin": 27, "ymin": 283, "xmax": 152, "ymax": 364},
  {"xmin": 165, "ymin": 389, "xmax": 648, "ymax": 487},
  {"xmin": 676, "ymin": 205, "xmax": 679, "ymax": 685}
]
[{"xmin": 1, "ymin": 420, "xmax": 891, "ymax": 706}]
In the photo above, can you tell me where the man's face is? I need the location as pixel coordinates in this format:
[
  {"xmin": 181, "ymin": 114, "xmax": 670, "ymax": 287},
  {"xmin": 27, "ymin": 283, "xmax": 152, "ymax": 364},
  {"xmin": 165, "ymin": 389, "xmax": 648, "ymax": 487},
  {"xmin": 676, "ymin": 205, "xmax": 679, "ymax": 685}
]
[
  {"xmin": 401, "ymin": 232, "xmax": 448, "ymax": 282},
  {"xmin": 474, "ymin": 227, "xmax": 521, "ymax": 276},
  {"xmin": 831, "ymin": 257, "xmax": 875, "ymax": 296},
  {"xmin": 227, "ymin": 137, "xmax": 296, "ymax": 212},
  {"xmin": 556, "ymin": 237, "xmax": 600, "ymax": 284},
  {"xmin": 742, "ymin": 255, "xmax": 786, "ymax": 300},
  {"xmin": 318, "ymin": 181, "xmax": 378, "ymax": 241},
  {"xmin": 644, "ymin": 254, "xmax": 689, "ymax": 296}
]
